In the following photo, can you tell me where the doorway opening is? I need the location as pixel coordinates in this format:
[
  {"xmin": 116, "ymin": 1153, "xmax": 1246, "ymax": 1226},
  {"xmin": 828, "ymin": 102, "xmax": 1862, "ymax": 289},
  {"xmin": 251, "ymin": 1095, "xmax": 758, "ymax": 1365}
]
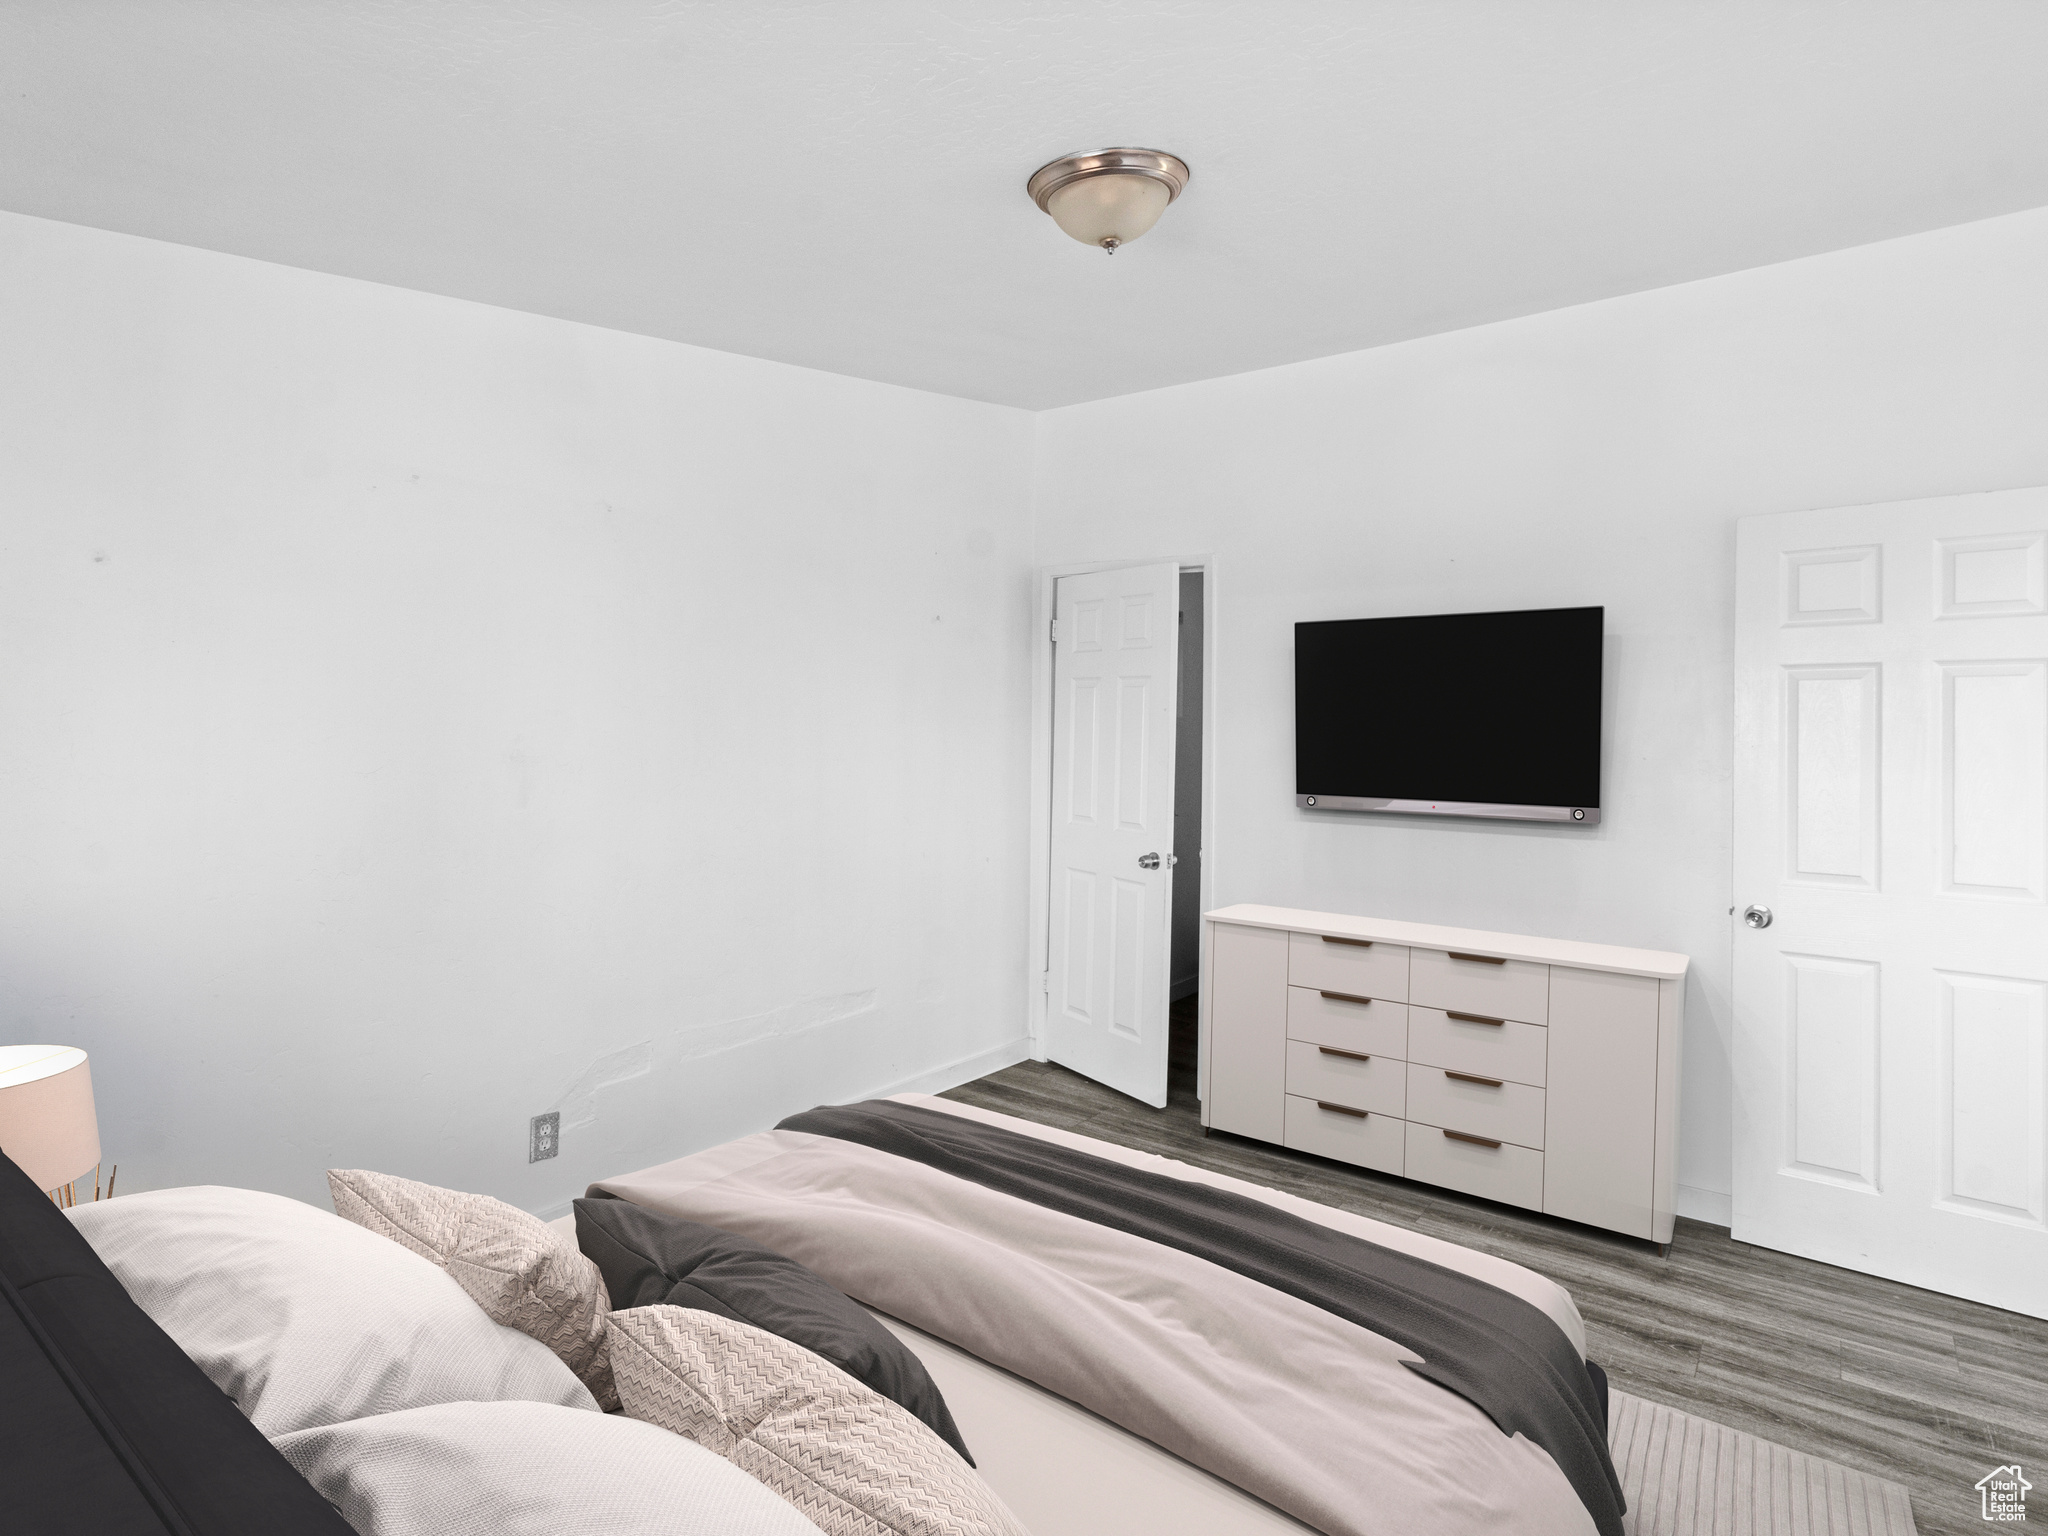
[{"xmin": 1168, "ymin": 570, "xmax": 1204, "ymax": 1108}]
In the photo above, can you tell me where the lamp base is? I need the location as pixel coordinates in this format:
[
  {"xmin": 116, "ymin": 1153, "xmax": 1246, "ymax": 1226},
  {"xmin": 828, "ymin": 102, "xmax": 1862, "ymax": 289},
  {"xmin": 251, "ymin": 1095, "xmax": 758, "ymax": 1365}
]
[{"xmin": 48, "ymin": 1161, "xmax": 115, "ymax": 1206}]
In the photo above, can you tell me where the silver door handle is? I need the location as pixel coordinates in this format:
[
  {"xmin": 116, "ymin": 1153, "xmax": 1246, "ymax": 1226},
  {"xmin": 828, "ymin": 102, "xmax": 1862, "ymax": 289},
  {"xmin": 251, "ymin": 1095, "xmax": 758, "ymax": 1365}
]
[
  {"xmin": 1743, "ymin": 904, "xmax": 1773, "ymax": 929},
  {"xmin": 1137, "ymin": 852, "xmax": 1178, "ymax": 870}
]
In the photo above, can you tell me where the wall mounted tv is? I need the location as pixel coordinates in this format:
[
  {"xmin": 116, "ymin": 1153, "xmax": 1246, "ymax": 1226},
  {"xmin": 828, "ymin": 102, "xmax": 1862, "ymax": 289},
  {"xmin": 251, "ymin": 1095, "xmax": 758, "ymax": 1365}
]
[{"xmin": 1295, "ymin": 605, "xmax": 1604, "ymax": 825}]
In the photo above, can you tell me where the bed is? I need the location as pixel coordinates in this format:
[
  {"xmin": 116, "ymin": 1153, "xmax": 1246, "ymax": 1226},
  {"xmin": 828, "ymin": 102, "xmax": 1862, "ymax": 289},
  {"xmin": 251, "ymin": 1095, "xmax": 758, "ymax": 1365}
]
[
  {"xmin": 0, "ymin": 1143, "xmax": 356, "ymax": 1536},
  {"xmin": 582, "ymin": 1093, "xmax": 1618, "ymax": 1536},
  {"xmin": 15, "ymin": 1090, "xmax": 1621, "ymax": 1536}
]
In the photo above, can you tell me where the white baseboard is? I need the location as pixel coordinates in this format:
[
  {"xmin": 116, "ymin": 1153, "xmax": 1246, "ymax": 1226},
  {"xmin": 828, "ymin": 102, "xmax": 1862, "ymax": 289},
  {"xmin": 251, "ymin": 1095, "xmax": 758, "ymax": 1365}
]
[
  {"xmin": 1676, "ymin": 1183, "xmax": 1732, "ymax": 1229},
  {"xmin": 858, "ymin": 1036, "xmax": 1034, "ymax": 1102}
]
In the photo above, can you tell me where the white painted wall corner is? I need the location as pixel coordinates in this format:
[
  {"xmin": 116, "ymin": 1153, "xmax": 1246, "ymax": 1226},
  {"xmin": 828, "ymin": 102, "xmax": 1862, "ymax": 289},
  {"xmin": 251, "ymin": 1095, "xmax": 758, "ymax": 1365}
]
[{"xmin": 1676, "ymin": 1183, "xmax": 1732, "ymax": 1229}]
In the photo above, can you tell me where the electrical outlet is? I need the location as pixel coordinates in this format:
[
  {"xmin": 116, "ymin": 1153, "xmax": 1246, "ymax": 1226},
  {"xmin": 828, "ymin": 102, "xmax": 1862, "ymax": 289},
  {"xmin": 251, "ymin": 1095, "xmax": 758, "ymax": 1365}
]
[{"xmin": 528, "ymin": 1112, "xmax": 560, "ymax": 1163}]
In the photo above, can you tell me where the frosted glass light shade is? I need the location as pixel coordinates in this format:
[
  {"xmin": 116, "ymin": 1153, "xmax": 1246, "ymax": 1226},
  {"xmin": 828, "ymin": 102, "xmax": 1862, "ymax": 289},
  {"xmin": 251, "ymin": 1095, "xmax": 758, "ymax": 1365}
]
[
  {"xmin": 0, "ymin": 1044, "xmax": 101, "ymax": 1193},
  {"xmin": 1046, "ymin": 173, "xmax": 1172, "ymax": 249},
  {"xmin": 1027, "ymin": 149, "xmax": 1189, "ymax": 253}
]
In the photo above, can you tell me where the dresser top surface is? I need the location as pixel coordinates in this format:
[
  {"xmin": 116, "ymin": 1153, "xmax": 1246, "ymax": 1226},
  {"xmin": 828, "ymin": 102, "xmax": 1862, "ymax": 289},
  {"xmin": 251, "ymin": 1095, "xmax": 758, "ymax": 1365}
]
[{"xmin": 1204, "ymin": 904, "xmax": 1690, "ymax": 979}]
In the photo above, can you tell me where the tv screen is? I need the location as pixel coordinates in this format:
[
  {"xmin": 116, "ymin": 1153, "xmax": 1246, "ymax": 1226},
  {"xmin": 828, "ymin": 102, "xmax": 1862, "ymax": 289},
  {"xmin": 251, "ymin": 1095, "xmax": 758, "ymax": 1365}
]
[{"xmin": 1294, "ymin": 605, "xmax": 1603, "ymax": 824}]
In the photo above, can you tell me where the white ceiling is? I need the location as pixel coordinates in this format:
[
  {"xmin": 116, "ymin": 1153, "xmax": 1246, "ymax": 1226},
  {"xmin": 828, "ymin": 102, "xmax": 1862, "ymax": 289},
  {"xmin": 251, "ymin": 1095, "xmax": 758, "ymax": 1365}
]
[{"xmin": 4, "ymin": 3, "xmax": 2046, "ymax": 410}]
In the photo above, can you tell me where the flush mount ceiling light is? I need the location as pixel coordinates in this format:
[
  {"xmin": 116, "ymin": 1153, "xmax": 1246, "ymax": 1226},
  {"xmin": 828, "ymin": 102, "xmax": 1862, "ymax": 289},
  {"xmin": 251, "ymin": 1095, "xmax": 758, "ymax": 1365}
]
[{"xmin": 1027, "ymin": 148, "xmax": 1190, "ymax": 254}]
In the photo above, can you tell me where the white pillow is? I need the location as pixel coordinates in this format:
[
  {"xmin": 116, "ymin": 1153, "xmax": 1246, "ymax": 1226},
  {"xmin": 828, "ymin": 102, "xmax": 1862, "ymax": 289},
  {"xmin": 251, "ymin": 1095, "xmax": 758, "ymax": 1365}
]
[
  {"xmin": 68, "ymin": 1185, "xmax": 596, "ymax": 1436},
  {"xmin": 273, "ymin": 1399, "xmax": 827, "ymax": 1536}
]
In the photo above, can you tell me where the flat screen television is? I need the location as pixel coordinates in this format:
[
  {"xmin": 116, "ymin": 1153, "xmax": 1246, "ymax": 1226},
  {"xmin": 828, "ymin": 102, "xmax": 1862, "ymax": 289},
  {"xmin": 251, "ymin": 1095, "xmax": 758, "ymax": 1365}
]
[{"xmin": 1294, "ymin": 605, "xmax": 1604, "ymax": 824}]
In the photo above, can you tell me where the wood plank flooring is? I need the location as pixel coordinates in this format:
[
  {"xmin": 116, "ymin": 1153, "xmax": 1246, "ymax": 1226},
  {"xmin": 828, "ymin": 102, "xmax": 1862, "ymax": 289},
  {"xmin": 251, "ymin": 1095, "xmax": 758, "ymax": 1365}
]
[{"xmin": 940, "ymin": 999, "xmax": 2044, "ymax": 1536}]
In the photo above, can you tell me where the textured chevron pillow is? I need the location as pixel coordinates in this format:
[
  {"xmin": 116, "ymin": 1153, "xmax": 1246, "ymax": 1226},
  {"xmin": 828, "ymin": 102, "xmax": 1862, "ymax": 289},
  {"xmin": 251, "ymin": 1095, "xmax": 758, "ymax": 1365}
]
[
  {"xmin": 608, "ymin": 1305, "xmax": 1027, "ymax": 1536},
  {"xmin": 328, "ymin": 1168, "xmax": 616, "ymax": 1410}
]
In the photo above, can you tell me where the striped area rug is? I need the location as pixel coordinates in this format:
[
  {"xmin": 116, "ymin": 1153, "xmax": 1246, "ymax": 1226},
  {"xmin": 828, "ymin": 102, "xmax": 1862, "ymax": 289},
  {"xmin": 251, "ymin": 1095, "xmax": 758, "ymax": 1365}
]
[{"xmin": 1611, "ymin": 1391, "xmax": 1917, "ymax": 1535}]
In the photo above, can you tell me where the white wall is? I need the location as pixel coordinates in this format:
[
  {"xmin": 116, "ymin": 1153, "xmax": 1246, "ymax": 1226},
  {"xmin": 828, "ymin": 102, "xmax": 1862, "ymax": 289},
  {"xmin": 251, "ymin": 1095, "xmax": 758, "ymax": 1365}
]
[
  {"xmin": 9, "ymin": 200, "xmax": 2045, "ymax": 1229},
  {"xmin": 0, "ymin": 211, "xmax": 1036, "ymax": 1215},
  {"xmin": 1032, "ymin": 207, "xmax": 2048, "ymax": 1218}
]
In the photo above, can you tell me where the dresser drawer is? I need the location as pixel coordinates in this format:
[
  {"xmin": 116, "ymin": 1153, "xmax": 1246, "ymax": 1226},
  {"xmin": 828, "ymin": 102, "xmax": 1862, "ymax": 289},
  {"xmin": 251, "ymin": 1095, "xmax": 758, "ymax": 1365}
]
[
  {"xmin": 1407, "ymin": 1006, "xmax": 1546, "ymax": 1087},
  {"xmin": 1286, "ymin": 986, "xmax": 1408, "ymax": 1058},
  {"xmin": 1284, "ymin": 1094, "xmax": 1404, "ymax": 1176},
  {"xmin": 1403, "ymin": 1120, "xmax": 1544, "ymax": 1212},
  {"xmin": 1410, "ymin": 947, "xmax": 1548, "ymax": 1025},
  {"xmin": 1405, "ymin": 1063, "xmax": 1546, "ymax": 1150},
  {"xmin": 1285, "ymin": 1039, "xmax": 1405, "ymax": 1116},
  {"xmin": 1288, "ymin": 932, "xmax": 1409, "ymax": 1002}
]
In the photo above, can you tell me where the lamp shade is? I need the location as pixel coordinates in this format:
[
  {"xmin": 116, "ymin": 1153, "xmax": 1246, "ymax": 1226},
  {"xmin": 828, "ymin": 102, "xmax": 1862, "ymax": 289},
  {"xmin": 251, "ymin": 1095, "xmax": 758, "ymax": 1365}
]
[
  {"xmin": 0, "ymin": 1045, "xmax": 101, "ymax": 1193},
  {"xmin": 1026, "ymin": 148, "xmax": 1190, "ymax": 253},
  {"xmin": 1045, "ymin": 172, "xmax": 1172, "ymax": 248}
]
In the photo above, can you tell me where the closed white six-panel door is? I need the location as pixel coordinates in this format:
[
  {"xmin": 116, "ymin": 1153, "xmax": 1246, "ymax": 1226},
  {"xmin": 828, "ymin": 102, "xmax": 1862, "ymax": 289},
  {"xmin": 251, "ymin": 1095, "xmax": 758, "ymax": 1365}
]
[
  {"xmin": 1045, "ymin": 562, "xmax": 1182, "ymax": 1106},
  {"xmin": 1734, "ymin": 487, "xmax": 2048, "ymax": 1317}
]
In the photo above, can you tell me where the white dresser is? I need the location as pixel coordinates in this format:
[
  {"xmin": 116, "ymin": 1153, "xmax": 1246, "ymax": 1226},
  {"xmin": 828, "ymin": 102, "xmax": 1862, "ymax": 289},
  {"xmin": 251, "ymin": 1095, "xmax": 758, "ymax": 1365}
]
[{"xmin": 1199, "ymin": 904, "xmax": 1689, "ymax": 1244}]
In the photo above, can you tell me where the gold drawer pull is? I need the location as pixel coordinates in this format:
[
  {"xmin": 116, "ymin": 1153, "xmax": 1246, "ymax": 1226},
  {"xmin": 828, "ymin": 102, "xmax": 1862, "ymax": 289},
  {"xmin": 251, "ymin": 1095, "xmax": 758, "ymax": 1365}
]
[
  {"xmin": 1321, "ymin": 936, "xmax": 1373, "ymax": 948},
  {"xmin": 1317, "ymin": 1045, "xmax": 1371, "ymax": 1062},
  {"xmin": 1444, "ymin": 1070, "xmax": 1504, "ymax": 1088},
  {"xmin": 1316, "ymin": 1101, "xmax": 1368, "ymax": 1118},
  {"xmin": 1445, "ymin": 1010, "xmax": 1505, "ymax": 1026},
  {"xmin": 1318, "ymin": 990, "xmax": 1372, "ymax": 1006},
  {"xmin": 1443, "ymin": 1129, "xmax": 1502, "ymax": 1149},
  {"xmin": 1446, "ymin": 951, "xmax": 1506, "ymax": 965}
]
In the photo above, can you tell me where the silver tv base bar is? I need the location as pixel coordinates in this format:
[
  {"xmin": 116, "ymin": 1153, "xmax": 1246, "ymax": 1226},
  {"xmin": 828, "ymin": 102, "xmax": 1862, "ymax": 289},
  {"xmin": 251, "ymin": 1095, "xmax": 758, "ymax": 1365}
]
[{"xmin": 1296, "ymin": 794, "xmax": 1600, "ymax": 826}]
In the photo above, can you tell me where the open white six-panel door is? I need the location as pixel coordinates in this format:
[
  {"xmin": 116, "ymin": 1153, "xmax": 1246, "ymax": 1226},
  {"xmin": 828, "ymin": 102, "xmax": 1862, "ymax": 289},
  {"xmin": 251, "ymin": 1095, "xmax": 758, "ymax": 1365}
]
[
  {"xmin": 1044, "ymin": 561, "xmax": 1182, "ymax": 1108},
  {"xmin": 1734, "ymin": 486, "xmax": 2048, "ymax": 1318}
]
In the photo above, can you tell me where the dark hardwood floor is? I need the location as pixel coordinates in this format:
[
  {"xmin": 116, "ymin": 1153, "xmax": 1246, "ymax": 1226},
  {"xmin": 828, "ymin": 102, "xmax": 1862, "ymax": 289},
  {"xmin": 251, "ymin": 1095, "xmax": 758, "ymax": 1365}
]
[{"xmin": 941, "ymin": 997, "xmax": 2044, "ymax": 1536}]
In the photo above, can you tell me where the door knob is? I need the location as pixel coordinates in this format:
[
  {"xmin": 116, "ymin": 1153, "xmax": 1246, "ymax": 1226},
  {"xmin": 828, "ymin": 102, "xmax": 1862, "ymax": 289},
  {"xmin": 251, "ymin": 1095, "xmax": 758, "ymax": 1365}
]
[
  {"xmin": 1138, "ymin": 852, "xmax": 1177, "ymax": 870},
  {"xmin": 1743, "ymin": 904, "xmax": 1773, "ymax": 929}
]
